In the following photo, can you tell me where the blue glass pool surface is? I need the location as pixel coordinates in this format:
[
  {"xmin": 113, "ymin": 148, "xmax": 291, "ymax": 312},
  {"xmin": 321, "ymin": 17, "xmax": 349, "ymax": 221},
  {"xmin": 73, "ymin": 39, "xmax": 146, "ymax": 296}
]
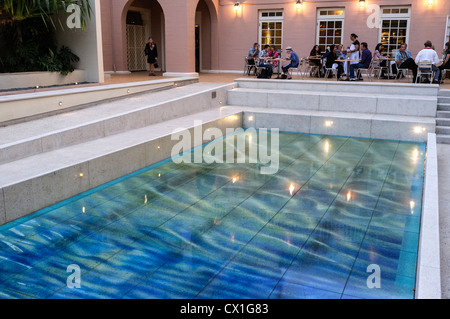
[{"xmin": 0, "ymin": 131, "xmax": 426, "ymax": 299}]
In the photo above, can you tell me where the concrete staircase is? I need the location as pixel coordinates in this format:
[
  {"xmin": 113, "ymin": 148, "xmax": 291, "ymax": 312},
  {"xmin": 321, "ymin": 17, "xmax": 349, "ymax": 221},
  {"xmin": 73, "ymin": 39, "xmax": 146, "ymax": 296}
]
[
  {"xmin": 0, "ymin": 80, "xmax": 241, "ymax": 226},
  {"xmin": 436, "ymin": 89, "xmax": 450, "ymax": 144},
  {"xmin": 227, "ymin": 78, "xmax": 438, "ymax": 143}
]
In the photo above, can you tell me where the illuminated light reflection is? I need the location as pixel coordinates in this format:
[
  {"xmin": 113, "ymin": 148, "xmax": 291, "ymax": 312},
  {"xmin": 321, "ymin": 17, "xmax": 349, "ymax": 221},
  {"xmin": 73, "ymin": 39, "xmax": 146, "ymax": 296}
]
[
  {"xmin": 232, "ymin": 176, "xmax": 239, "ymax": 184},
  {"xmin": 324, "ymin": 141, "xmax": 330, "ymax": 153},
  {"xmin": 412, "ymin": 148, "xmax": 419, "ymax": 162},
  {"xmin": 289, "ymin": 183, "xmax": 295, "ymax": 196},
  {"xmin": 414, "ymin": 126, "xmax": 426, "ymax": 134},
  {"xmin": 325, "ymin": 121, "xmax": 334, "ymax": 127},
  {"xmin": 79, "ymin": 173, "xmax": 84, "ymax": 177},
  {"xmin": 144, "ymin": 195, "xmax": 148, "ymax": 204},
  {"xmin": 347, "ymin": 191, "xmax": 352, "ymax": 202},
  {"xmin": 82, "ymin": 207, "xmax": 86, "ymax": 214},
  {"xmin": 248, "ymin": 116, "xmax": 254, "ymax": 122}
]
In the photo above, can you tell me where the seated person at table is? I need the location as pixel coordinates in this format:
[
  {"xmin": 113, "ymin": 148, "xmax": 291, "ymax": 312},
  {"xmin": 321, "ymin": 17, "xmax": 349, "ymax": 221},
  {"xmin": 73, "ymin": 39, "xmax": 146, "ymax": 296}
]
[
  {"xmin": 309, "ymin": 45, "xmax": 322, "ymax": 76},
  {"xmin": 325, "ymin": 44, "xmax": 344, "ymax": 79},
  {"xmin": 268, "ymin": 46, "xmax": 280, "ymax": 69},
  {"xmin": 349, "ymin": 42, "xmax": 372, "ymax": 81},
  {"xmin": 247, "ymin": 42, "xmax": 260, "ymax": 75},
  {"xmin": 373, "ymin": 43, "xmax": 388, "ymax": 77},
  {"xmin": 439, "ymin": 42, "xmax": 450, "ymax": 81},
  {"xmin": 281, "ymin": 46, "xmax": 300, "ymax": 79},
  {"xmin": 415, "ymin": 40, "xmax": 441, "ymax": 84},
  {"xmin": 395, "ymin": 43, "xmax": 417, "ymax": 83},
  {"xmin": 257, "ymin": 44, "xmax": 273, "ymax": 78}
]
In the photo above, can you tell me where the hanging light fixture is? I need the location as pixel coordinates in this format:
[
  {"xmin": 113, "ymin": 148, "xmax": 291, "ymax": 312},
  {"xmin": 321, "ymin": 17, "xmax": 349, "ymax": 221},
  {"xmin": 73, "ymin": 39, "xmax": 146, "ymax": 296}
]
[
  {"xmin": 234, "ymin": 1, "xmax": 240, "ymax": 11},
  {"xmin": 296, "ymin": 0, "xmax": 303, "ymax": 9},
  {"xmin": 359, "ymin": 0, "xmax": 366, "ymax": 7}
]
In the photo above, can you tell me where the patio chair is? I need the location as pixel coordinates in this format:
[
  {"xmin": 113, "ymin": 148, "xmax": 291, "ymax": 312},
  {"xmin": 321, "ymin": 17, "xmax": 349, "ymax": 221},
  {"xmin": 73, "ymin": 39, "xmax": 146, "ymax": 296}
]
[
  {"xmin": 304, "ymin": 58, "xmax": 320, "ymax": 78},
  {"xmin": 415, "ymin": 60, "xmax": 434, "ymax": 84},
  {"xmin": 244, "ymin": 57, "xmax": 256, "ymax": 76},
  {"xmin": 323, "ymin": 58, "xmax": 339, "ymax": 81},
  {"xmin": 287, "ymin": 59, "xmax": 304, "ymax": 79},
  {"xmin": 441, "ymin": 69, "xmax": 449, "ymax": 83},
  {"xmin": 372, "ymin": 58, "xmax": 390, "ymax": 79},
  {"xmin": 356, "ymin": 60, "xmax": 375, "ymax": 82}
]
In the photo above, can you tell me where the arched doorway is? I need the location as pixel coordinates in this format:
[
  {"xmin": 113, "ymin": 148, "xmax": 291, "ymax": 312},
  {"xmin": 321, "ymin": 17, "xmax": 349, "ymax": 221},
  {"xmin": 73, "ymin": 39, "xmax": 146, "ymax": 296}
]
[
  {"xmin": 124, "ymin": 0, "xmax": 165, "ymax": 72},
  {"xmin": 195, "ymin": 0, "xmax": 218, "ymax": 72}
]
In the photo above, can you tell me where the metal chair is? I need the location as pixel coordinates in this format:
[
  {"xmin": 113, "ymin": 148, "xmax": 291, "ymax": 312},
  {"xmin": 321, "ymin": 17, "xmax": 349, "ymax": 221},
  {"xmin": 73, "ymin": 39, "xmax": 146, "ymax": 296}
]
[
  {"xmin": 416, "ymin": 61, "xmax": 434, "ymax": 84},
  {"xmin": 441, "ymin": 68, "xmax": 449, "ymax": 83},
  {"xmin": 372, "ymin": 58, "xmax": 390, "ymax": 79},
  {"xmin": 304, "ymin": 58, "xmax": 320, "ymax": 78},
  {"xmin": 287, "ymin": 59, "xmax": 304, "ymax": 79},
  {"xmin": 244, "ymin": 57, "xmax": 256, "ymax": 76},
  {"xmin": 356, "ymin": 59, "xmax": 375, "ymax": 81},
  {"xmin": 396, "ymin": 66, "xmax": 412, "ymax": 81},
  {"xmin": 323, "ymin": 58, "xmax": 339, "ymax": 81}
]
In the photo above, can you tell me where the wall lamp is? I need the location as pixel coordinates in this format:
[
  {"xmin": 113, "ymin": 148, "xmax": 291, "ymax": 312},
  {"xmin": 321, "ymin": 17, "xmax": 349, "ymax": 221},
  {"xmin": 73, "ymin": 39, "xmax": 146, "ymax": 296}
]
[
  {"xmin": 359, "ymin": 0, "xmax": 365, "ymax": 7},
  {"xmin": 428, "ymin": 0, "xmax": 433, "ymax": 5},
  {"xmin": 234, "ymin": 1, "xmax": 241, "ymax": 11},
  {"xmin": 296, "ymin": 0, "xmax": 303, "ymax": 9}
]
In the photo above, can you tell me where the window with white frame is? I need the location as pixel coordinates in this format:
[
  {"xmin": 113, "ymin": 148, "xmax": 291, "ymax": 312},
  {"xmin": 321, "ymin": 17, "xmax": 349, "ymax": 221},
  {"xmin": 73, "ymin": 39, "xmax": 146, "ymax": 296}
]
[
  {"xmin": 379, "ymin": 6, "xmax": 411, "ymax": 55},
  {"xmin": 259, "ymin": 10, "xmax": 283, "ymax": 51},
  {"xmin": 316, "ymin": 8, "xmax": 345, "ymax": 53},
  {"xmin": 445, "ymin": 15, "xmax": 450, "ymax": 45}
]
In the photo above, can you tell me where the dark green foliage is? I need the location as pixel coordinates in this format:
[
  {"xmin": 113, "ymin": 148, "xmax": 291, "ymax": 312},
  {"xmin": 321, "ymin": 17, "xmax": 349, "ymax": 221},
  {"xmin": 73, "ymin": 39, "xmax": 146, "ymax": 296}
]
[{"xmin": 0, "ymin": 17, "xmax": 79, "ymax": 74}]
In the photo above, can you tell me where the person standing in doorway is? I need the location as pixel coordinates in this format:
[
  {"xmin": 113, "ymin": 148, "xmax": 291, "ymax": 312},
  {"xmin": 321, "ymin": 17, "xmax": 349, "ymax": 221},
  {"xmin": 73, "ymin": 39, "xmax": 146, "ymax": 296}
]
[{"xmin": 145, "ymin": 36, "xmax": 158, "ymax": 76}]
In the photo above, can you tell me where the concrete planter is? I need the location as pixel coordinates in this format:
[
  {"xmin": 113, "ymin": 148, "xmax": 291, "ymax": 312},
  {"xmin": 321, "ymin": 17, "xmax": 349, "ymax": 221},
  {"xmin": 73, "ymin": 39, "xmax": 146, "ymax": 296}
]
[{"xmin": 0, "ymin": 70, "xmax": 86, "ymax": 90}]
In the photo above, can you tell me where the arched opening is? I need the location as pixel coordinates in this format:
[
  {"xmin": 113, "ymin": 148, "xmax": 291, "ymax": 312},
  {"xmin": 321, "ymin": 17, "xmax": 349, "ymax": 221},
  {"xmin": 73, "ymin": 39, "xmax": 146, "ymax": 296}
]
[
  {"xmin": 123, "ymin": 0, "xmax": 165, "ymax": 72},
  {"xmin": 195, "ymin": 0, "xmax": 219, "ymax": 72}
]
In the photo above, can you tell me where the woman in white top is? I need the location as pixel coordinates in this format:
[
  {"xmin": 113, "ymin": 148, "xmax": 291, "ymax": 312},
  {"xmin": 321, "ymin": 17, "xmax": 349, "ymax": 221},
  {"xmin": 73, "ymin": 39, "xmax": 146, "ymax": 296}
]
[{"xmin": 342, "ymin": 34, "xmax": 360, "ymax": 76}]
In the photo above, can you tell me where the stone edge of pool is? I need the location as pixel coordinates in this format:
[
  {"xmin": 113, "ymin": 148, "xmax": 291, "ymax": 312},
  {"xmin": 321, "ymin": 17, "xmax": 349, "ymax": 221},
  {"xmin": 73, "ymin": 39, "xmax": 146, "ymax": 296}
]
[{"xmin": 415, "ymin": 133, "xmax": 441, "ymax": 299}]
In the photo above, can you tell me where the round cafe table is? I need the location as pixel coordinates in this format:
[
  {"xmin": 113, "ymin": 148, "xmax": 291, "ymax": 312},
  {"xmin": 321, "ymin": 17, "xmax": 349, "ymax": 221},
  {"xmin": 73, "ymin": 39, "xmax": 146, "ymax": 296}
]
[
  {"xmin": 375, "ymin": 57, "xmax": 395, "ymax": 78},
  {"xmin": 336, "ymin": 58, "xmax": 361, "ymax": 80},
  {"xmin": 267, "ymin": 58, "xmax": 289, "ymax": 78}
]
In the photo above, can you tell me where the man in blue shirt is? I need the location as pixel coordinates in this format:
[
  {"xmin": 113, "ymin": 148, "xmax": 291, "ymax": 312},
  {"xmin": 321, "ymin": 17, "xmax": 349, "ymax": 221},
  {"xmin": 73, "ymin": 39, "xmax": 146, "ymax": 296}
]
[
  {"xmin": 282, "ymin": 46, "xmax": 299, "ymax": 79},
  {"xmin": 395, "ymin": 43, "xmax": 417, "ymax": 83},
  {"xmin": 349, "ymin": 42, "xmax": 372, "ymax": 81}
]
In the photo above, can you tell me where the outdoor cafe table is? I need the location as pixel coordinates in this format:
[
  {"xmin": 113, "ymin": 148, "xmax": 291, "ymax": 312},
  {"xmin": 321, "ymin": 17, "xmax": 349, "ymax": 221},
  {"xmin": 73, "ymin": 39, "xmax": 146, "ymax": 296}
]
[
  {"xmin": 376, "ymin": 57, "xmax": 396, "ymax": 78},
  {"xmin": 336, "ymin": 58, "xmax": 361, "ymax": 80},
  {"xmin": 267, "ymin": 58, "xmax": 288, "ymax": 78}
]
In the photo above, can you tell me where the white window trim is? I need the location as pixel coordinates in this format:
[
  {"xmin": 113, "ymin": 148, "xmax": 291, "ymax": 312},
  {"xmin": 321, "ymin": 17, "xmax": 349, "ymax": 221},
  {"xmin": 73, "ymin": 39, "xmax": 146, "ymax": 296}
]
[
  {"xmin": 378, "ymin": 5, "xmax": 411, "ymax": 54},
  {"xmin": 316, "ymin": 8, "xmax": 345, "ymax": 50},
  {"xmin": 445, "ymin": 15, "xmax": 450, "ymax": 47},
  {"xmin": 259, "ymin": 10, "xmax": 284, "ymax": 50}
]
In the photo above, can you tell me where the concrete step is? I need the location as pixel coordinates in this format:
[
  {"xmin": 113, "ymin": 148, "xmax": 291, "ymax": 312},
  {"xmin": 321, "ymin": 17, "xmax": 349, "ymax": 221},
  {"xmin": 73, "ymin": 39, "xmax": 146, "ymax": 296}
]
[
  {"xmin": 438, "ymin": 89, "xmax": 450, "ymax": 97},
  {"xmin": 437, "ymin": 103, "xmax": 450, "ymax": 111},
  {"xmin": 235, "ymin": 77, "xmax": 440, "ymax": 97},
  {"xmin": 438, "ymin": 97, "xmax": 450, "ymax": 104},
  {"xmin": 436, "ymin": 126, "xmax": 450, "ymax": 134},
  {"xmin": 0, "ymin": 107, "xmax": 243, "ymax": 225},
  {"xmin": 0, "ymin": 77, "xmax": 198, "ymax": 125},
  {"xmin": 437, "ymin": 111, "xmax": 450, "ymax": 118},
  {"xmin": 0, "ymin": 82, "xmax": 232, "ymax": 165},
  {"xmin": 437, "ymin": 134, "xmax": 450, "ymax": 144},
  {"xmin": 437, "ymin": 118, "xmax": 450, "ymax": 126},
  {"xmin": 228, "ymin": 87, "xmax": 437, "ymax": 117},
  {"xmin": 231, "ymin": 105, "xmax": 434, "ymax": 142}
]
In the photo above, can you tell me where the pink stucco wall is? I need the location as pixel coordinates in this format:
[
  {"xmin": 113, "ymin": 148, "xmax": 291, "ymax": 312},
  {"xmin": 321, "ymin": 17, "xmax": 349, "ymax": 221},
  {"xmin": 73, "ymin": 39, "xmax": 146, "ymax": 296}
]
[{"xmin": 100, "ymin": 0, "xmax": 450, "ymax": 74}]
